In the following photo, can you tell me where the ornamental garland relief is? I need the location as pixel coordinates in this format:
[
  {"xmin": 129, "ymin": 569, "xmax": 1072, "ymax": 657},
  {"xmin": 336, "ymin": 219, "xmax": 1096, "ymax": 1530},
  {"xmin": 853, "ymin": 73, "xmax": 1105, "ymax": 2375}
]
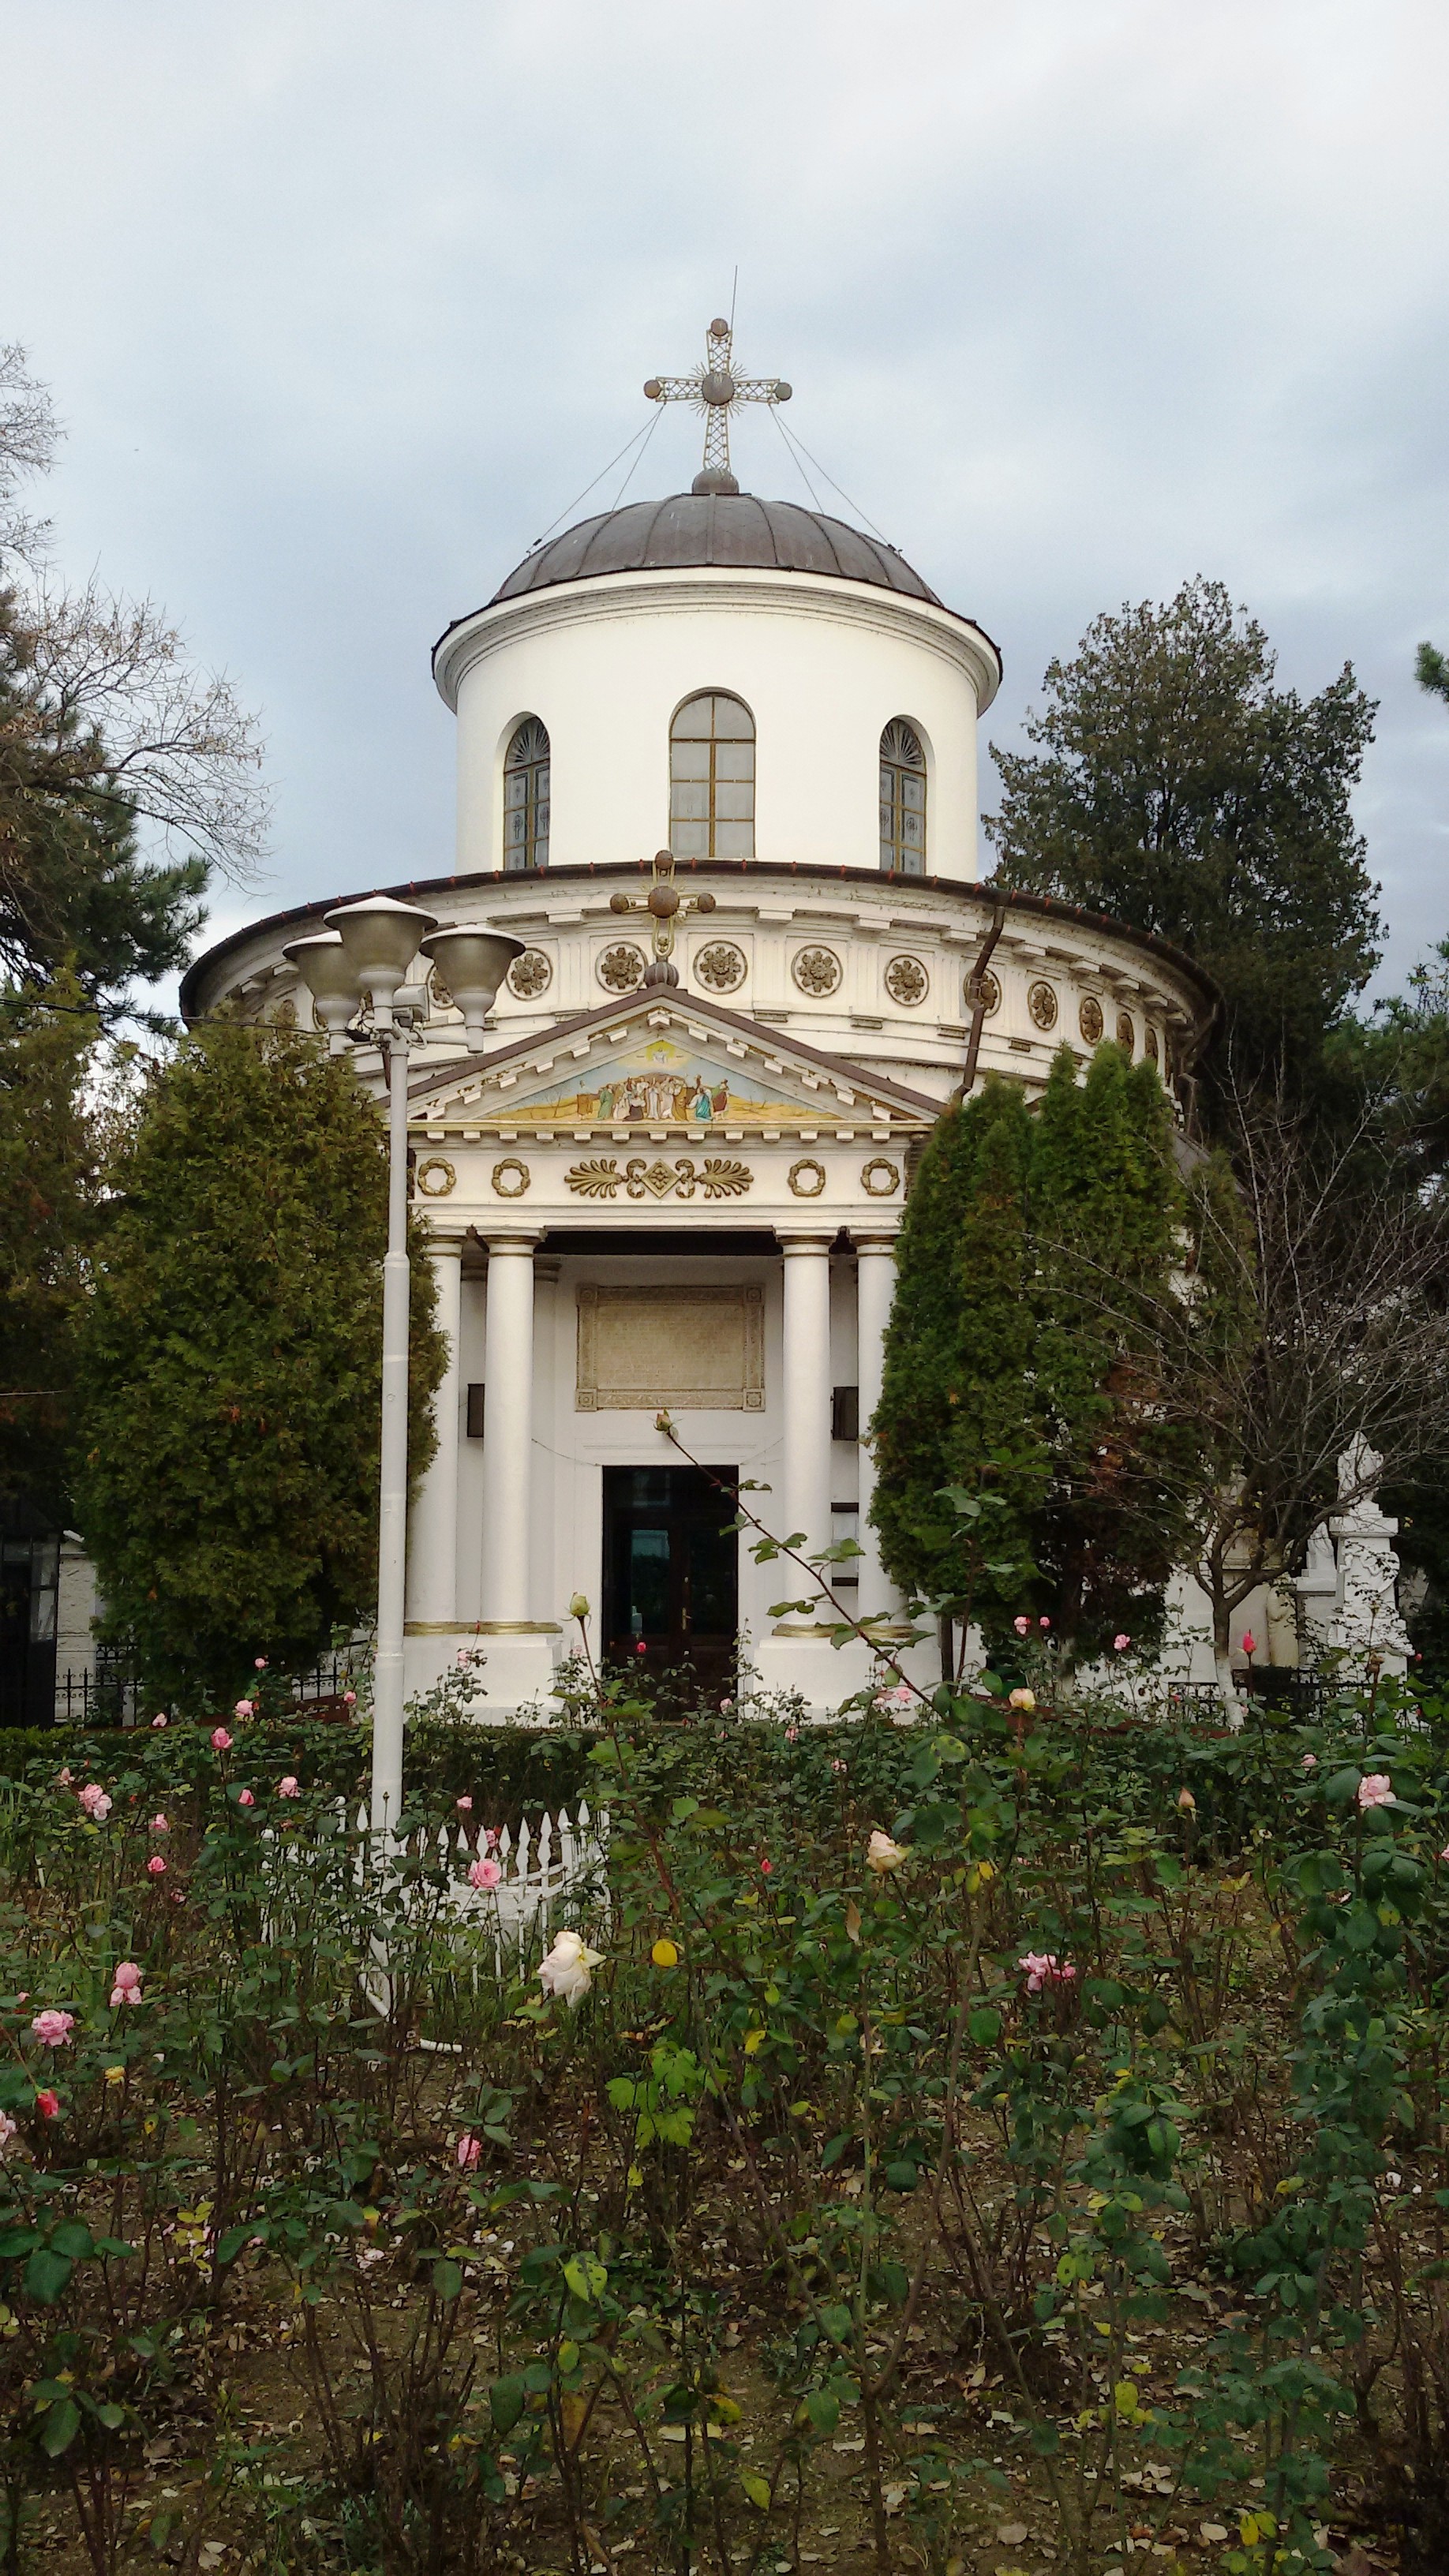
[
  {"xmin": 791, "ymin": 945, "xmax": 842, "ymax": 998},
  {"xmin": 788, "ymin": 1157, "xmax": 826, "ymax": 1198},
  {"xmin": 1028, "ymin": 979, "xmax": 1059, "ymax": 1031},
  {"xmin": 859, "ymin": 1156, "xmax": 900, "ymax": 1198},
  {"xmin": 884, "ymin": 954, "xmax": 928, "ymax": 1007},
  {"xmin": 692, "ymin": 940, "xmax": 747, "ymax": 994},
  {"xmin": 414, "ymin": 1155, "xmax": 457, "ymax": 1198},
  {"xmin": 491, "ymin": 1157, "xmax": 531, "ymax": 1197}
]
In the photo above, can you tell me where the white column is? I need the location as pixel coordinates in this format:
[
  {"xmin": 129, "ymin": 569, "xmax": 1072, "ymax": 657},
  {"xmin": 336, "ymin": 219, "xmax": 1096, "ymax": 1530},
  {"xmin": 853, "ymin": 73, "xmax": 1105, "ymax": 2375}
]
[
  {"xmin": 406, "ymin": 1237, "xmax": 463, "ymax": 1628},
  {"xmin": 480, "ymin": 1237, "xmax": 539, "ymax": 1626},
  {"xmin": 856, "ymin": 1232, "xmax": 904, "ymax": 1625},
  {"xmin": 780, "ymin": 1235, "xmax": 833, "ymax": 1588}
]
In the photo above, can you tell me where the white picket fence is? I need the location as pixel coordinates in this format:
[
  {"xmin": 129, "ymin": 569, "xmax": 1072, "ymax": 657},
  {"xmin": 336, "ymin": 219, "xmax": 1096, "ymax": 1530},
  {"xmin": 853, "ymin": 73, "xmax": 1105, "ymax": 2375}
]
[{"xmin": 345, "ymin": 1799, "xmax": 608, "ymax": 1946}]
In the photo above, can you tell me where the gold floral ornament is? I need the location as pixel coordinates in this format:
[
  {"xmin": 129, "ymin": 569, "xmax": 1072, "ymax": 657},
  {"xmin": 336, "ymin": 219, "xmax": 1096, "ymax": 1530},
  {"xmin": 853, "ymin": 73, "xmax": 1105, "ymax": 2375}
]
[
  {"xmin": 1028, "ymin": 979, "xmax": 1058, "ymax": 1031},
  {"xmin": 884, "ymin": 954, "xmax": 927, "ymax": 1007},
  {"xmin": 788, "ymin": 1157, "xmax": 826, "ymax": 1198},
  {"xmin": 491, "ymin": 1157, "xmax": 530, "ymax": 1198},
  {"xmin": 964, "ymin": 965, "xmax": 1001, "ymax": 1015},
  {"xmin": 1078, "ymin": 994, "xmax": 1104, "ymax": 1045},
  {"xmin": 860, "ymin": 1157, "xmax": 900, "ymax": 1198},
  {"xmin": 566, "ymin": 1157, "xmax": 752, "ymax": 1201},
  {"xmin": 597, "ymin": 942, "xmax": 646, "ymax": 994},
  {"xmin": 507, "ymin": 948, "xmax": 552, "ymax": 998},
  {"xmin": 792, "ymin": 945, "xmax": 842, "ymax": 998},
  {"xmin": 1115, "ymin": 1009, "xmax": 1136, "ymax": 1055},
  {"xmin": 693, "ymin": 939, "xmax": 747, "ymax": 994},
  {"xmin": 414, "ymin": 1155, "xmax": 456, "ymax": 1199}
]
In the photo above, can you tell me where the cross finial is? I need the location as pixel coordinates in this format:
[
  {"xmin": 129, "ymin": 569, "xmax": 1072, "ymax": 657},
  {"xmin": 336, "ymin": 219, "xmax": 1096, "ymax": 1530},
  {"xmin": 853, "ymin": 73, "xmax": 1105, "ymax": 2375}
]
[{"xmin": 644, "ymin": 317, "xmax": 792, "ymax": 496}]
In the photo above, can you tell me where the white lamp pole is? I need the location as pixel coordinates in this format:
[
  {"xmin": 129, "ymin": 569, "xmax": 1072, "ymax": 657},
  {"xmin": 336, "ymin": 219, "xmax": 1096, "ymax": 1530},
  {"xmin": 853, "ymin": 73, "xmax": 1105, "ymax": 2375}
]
[{"xmin": 286, "ymin": 904, "xmax": 524, "ymax": 1840}]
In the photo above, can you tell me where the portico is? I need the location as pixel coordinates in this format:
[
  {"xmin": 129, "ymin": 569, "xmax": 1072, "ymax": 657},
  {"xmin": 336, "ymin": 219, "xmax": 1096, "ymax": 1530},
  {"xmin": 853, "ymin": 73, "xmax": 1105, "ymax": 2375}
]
[{"xmin": 399, "ymin": 988, "xmax": 927, "ymax": 1713}]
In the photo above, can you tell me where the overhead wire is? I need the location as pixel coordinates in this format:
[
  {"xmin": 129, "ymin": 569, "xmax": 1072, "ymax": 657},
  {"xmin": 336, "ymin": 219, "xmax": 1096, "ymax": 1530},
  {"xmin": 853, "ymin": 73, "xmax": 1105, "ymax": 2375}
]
[
  {"xmin": 770, "ymin": 410, "xmax": 893, "ymax": 545},
  {"xmin": 603, "ymin": 399, "xmax": 664, "ymax": 520},
  {"xmin": 526, "ymin": 414, "xmax": 657, "ymax": 553},
  {"xmin": 769, "ymin": 403, "xmax": 826, "ymax": 513}
]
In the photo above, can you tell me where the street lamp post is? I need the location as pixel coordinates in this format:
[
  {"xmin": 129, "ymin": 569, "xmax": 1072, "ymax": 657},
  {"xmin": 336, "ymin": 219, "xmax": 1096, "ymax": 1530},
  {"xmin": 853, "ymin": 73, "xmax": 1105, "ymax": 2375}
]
[{"xmin": 284, "ymin": 903, "xmax": 524, "ymax": 1837}]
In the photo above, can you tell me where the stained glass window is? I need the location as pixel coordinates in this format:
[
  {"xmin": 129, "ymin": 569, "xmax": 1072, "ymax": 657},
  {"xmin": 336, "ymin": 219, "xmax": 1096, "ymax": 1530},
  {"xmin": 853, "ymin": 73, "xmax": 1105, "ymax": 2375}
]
[
  {"xmin": 503, "ymin": 718, "xmax": 550, "ymax": 871},
  {"xmin": 670, "ymin": 694, "xmax": 754, "ymax": 859},
  {"xmin": 879, "ymin": 720, "xmax": 927, "ymax": 874}
]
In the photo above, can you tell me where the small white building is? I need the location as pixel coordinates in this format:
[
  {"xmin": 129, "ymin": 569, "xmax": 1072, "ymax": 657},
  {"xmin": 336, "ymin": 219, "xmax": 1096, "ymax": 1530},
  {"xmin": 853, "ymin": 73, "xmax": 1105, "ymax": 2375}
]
[{"xmin": 182, "ymin": 443, "xmax": 1219, "ymax": 1715}]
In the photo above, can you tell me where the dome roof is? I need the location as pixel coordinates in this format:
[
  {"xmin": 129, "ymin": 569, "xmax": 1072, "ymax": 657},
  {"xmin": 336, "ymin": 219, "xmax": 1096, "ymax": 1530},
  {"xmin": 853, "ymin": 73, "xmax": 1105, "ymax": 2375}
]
[{"xmin": 490, "ymin": 492, "xmax": 945, "ymax": 608}]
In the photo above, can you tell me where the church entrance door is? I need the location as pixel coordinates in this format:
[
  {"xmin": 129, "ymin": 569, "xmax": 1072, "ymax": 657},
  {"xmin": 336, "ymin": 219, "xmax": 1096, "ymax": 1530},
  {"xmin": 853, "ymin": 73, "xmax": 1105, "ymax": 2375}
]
[{"xmin": 602, "ymin": 1466, "xmax": 739, "ymax": 1697}]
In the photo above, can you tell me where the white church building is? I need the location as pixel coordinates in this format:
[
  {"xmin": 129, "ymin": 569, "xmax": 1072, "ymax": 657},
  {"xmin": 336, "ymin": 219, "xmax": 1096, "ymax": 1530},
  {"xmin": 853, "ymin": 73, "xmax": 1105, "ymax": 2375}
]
[{"xmin": 181, "ymin": 331, "xmax": 1240, "ymax": 1716}]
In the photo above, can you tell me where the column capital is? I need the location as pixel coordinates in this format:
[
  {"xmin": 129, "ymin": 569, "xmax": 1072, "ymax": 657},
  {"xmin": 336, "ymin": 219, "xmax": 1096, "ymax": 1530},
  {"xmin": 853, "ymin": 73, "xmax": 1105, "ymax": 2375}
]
[
  {"xmin": 423, "ymin": 1230, "xmax": 467, "ymax": 1260},
  {"xmin": 482, "ymin": 1233, "xmax": 543, "ymax": 1257},
  {"xmin": 852, "ymin": 1230, "xmax": 899, "ymax": 1253},
  {"xmin": 777, "ymin": 1231, "xmax": 835, "ymax": 1255}
]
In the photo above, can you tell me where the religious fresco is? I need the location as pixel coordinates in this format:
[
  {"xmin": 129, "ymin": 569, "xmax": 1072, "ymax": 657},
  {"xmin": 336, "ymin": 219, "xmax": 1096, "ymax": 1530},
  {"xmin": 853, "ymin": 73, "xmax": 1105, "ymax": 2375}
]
[{"xmin": 482, "ymin": 1035, "xmax": 833, "ymax": 1130}]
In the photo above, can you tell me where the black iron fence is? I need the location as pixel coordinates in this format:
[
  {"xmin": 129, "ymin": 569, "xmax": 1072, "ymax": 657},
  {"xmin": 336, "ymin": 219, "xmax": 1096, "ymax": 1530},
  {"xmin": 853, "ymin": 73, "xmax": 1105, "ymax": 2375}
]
[{"xmin": 0, "ymin": 1646, "xmax": 369, "ymax": 1732}]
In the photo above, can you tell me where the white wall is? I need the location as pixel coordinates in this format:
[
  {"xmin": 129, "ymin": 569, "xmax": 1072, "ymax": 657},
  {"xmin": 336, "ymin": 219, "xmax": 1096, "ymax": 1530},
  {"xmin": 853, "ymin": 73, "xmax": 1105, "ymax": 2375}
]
[{"xmin": 440, "ymin": 570, "xmax": 998, "ymax": 886}]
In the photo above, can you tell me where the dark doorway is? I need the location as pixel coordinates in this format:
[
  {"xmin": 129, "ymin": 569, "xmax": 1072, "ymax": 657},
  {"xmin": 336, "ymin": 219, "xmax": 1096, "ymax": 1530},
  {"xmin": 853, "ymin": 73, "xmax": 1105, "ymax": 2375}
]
[
  {"xmin": 0, "ymin": 1519, "xmax": 59, "ymax": 1727},
  {"xmin": 602, "ymin": 1466, "xmax": 739, "ymax": 1696}
]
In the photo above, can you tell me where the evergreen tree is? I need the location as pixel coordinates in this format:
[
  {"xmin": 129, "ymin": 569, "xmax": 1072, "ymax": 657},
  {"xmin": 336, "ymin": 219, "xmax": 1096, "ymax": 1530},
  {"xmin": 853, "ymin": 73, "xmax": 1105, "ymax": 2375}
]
[
  {"xmin": 0, "ymin": 975, "xmax": 101, "ymax": 1523},
  {"xmin": 988, "ymin": 579, "xmax": 1381, "ymax": 1088},
  {"xmin": 871, "ymin": 1077, "xmax": 1046, "ymax": 1629},
  {"xmin": 1028, "ymin": 1044, "xmax": 1188, "ymax": 1663},
  {"xmin": 74, "ymin": 1022, "xmax": 447, "ymax": 1703}
]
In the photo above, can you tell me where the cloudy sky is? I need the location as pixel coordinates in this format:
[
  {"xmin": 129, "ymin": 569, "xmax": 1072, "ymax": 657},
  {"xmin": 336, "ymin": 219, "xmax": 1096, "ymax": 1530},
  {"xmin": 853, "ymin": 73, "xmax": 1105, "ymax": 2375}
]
[{"xmin": 6, "ymin": 0, "xmax": 1447, "ymax": 1002}]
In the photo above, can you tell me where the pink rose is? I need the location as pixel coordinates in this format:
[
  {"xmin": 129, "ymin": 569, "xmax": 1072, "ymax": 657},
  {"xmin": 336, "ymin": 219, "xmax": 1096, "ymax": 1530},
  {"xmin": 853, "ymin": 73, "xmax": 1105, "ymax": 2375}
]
[
  {"xmin": 35, "ymin": 2089, "xmax": 58, "ymax": 2120},
  {"xmin": 1440, "ymin": 1843, "xmax": 1449, "ymax": 1863},
  {"xmin": 343, "ymin": 1690, "xmax": 357, "ymax": 1707},
  {"xmin": 1177, "ymin": 1787, "xmax": 1196, "ymax": 1812},
  {"xmin": 468, "ymin": 1856, "xmax": 503, "ymax": 1891},
  {"xmin": 152, "ymin": 1814, "xmax": 169, "ymax": 1833},
  {"xmin": 1013, "ymin": 1615, "xmax": 1031, "ymax": 1635},
  {"xmin": 456, "ymin": 1795, "xmax": 473, "ymax": 1813},
  {"xmin": 151, "ymin": 1714, "xmax": 167, "ymax": 1729},
  {"xmin": 238, "ymin": 1788, "xmax": 255, "ymax": 1808},
  {"xmin": 211, "ymin": 1728, "xmax": 232, "ymax": 1753},
  {"xmin": 1017, "ymin": 1951, "xmax": 1075, "ymax": 1996},
  {"xmin": 234, "ymin": 1700, "xmax": 253, "ymax": 1719},
  {"xmin": 720, "ymin": 1697, "xmax": 734, "ymax": 1713},
  {"xmin": 760, "ymin": 1859, "xmax": 773, "ymax": 1876},
  {"xmin": 784, "ymin": 1724, "xmax": 799, "ymax": 1743},
  {"xmin": 1113, "ymin": 1633, "xmax": 1131, "ymax": 1651},
  {"xmin": 831, "ymin": 1758, "xmax": 846, "ymax": 1773},
  {"xmin": 147, "ymin": 1855, "xmax": 167, "ymax": 1877},
  {"xmin": 1241, "ymin": 1631, "xmax": 1256, "ymax": 1657},
  {"xmin": 1039, "ymin": 1617, "xmax": 1050, "ymax": 1631},
  {"xmin": 78, "ymin": 1784, "xmax": 112, "ymax": 1820},
  {"xmin": 635, "ymin": 1638, "xmax": 647, "ymax": 1656},
  {"xmin": 254, "ymin": 1657, "xmax": 268, "ymax": 1670},
  {"xmin": 31, "ymin": 2009, "xmax": 74, "ymax": 2046},
  {"xmin": 278, "ymin": 1777, "xmax": 300, "ymax": 1799},
  {"xmin": 109, "ymin": 1962, "xmax": 142, "ymax": 2008},
  {"xmin": 0, "ymin": 2111, "xmax": 17, "ymax": 2154},
  {"xmin": 56, "ymin": 1767, "xmax": 73, "ymax": 1787},
  {"xmin": 1301, "ymin": 1753, "xmax": 1317, "ymax": 1771},
  {"xmin": 1357, "ymin": 1773, "xmax": 1395, "ymax": 1811},
  {"xmin": 482, "ymin": 1826, "xmax": 500, "ymax": 1851},
  {"xmin": 456, "ymin": 2132, "xmax": 482, "ymax": 2170}
]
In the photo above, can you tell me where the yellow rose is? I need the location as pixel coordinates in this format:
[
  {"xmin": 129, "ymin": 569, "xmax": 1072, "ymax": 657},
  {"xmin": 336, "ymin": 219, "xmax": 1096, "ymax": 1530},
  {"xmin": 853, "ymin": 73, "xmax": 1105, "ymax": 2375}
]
[{"xmin": 651, "ymin": 1938, "xmax": 680, "ymax": 1969}]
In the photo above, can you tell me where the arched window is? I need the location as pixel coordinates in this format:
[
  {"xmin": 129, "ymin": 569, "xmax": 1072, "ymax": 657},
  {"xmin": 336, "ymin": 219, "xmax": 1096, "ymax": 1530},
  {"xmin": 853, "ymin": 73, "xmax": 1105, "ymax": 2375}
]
[
  {"xmin": 879, "ymin": 721, "xmax": 927, "ymax": 874},
  {"xmin": 503, "ymin": 718, "xmax": 550, "ymax": 871},
  {"xmin": 670, "ymin": 693, "xmax": 754, "ymax": 859}
]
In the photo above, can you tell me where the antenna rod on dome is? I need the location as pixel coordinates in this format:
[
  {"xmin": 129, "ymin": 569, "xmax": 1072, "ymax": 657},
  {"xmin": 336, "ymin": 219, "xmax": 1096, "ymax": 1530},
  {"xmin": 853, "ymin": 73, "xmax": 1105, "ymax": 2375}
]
[{"xmin": 644, "ymin": 316, "xmax": 791, "ymax": 496}]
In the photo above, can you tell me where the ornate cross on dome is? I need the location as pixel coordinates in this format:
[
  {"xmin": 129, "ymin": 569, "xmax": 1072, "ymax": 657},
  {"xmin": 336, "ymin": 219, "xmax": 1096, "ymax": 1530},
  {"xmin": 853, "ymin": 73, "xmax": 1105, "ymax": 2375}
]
[{"xmin": 644, "ymin": 317, "xmax": 792, "ymax": 496}]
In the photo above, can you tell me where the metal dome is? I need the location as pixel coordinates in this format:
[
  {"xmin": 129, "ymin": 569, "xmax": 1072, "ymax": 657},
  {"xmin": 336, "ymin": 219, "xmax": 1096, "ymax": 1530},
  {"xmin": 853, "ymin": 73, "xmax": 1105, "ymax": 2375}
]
[{"xmin": 490, "ymin": 492, "xmax": 945, "ymax": 608}]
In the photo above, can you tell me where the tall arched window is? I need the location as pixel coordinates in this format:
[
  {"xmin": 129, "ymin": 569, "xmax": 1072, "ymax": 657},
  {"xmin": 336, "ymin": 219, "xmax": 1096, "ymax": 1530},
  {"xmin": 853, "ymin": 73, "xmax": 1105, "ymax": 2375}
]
[
  {"xmin": 879, "ymin": 721, "xmax": 927, "ymax": 874},
  {"xmin": 670, "ymin": 693, "xmax": 754, "ymax": 859},
  {"xmin": 503, "ymin": 718, "xmax": 550, "ymax": 871}
]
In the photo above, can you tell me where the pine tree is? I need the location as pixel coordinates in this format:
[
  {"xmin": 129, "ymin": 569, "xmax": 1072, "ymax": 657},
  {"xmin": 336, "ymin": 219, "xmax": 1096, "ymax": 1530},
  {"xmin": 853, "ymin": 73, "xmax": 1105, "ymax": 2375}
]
[{"xmin": 74, "ymin": 1021, "xmax": 446, "ymax": 1702}]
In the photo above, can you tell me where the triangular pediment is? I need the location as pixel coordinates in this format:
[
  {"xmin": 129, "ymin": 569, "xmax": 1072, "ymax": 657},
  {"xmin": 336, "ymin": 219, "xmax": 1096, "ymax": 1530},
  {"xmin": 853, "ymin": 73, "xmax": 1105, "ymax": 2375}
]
[{"xmin": 408, "ymin": 993, "xmax": 940, "ymax": 1139}]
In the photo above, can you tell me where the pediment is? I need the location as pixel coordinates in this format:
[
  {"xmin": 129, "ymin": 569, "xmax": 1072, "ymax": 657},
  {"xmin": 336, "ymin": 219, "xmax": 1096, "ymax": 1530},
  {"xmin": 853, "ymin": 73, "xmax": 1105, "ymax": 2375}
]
[{"xmin": 407, "ymin": 993, "xmax": 940, "ymax": 1140}]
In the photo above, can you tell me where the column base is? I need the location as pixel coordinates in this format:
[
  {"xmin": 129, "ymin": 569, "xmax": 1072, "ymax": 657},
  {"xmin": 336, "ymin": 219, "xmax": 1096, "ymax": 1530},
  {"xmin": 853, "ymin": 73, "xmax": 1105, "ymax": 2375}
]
[
  {"xmin": 403, "ymin": 1623, "xmax": 562, "ymax": 1720},
  {"xmin": 747, "ymin": 1627, "xmax": 941, "ymax": 1718}
]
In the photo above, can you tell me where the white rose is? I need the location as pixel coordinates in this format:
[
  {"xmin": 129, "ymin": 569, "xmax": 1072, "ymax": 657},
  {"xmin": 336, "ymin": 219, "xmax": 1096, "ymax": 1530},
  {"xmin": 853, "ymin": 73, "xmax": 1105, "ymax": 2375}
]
[
  {"xmin": 865, "ymin": 1829, "xmax": 908, "ymax": 1876},
  {"xmin": 538, "ymin": 1927, "xmax": 605, "ymax": 2009}
]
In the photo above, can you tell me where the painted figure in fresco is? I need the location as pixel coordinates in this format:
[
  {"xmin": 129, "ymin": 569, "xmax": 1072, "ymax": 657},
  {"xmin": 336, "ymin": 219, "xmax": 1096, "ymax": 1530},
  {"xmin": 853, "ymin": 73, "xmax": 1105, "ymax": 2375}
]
[
  {"xmin": 595, "ymin": 1081, "xmax": 616, "ymax": 1118},
  {"xmin": 690, "ymin": 1079, "xmax": 713, "ymax": 1122}
]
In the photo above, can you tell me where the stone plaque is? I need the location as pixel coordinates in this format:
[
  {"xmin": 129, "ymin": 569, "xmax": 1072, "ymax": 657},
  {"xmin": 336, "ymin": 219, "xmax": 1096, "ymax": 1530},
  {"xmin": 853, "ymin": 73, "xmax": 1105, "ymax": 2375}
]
[{"xmin": 576, "ymin": 1284, "xmax": 765, "ymax": 1413}]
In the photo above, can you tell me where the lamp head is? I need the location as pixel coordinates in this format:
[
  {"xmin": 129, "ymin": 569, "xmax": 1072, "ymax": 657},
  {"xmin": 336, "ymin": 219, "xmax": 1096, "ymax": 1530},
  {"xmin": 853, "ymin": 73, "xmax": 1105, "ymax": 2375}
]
[
  {"xmin": 283, "ymin": 931, "xmax": 359, "ymax": 1053},
  {"xmin": 419, "ymin": 923, "xmax": 528, "ymax": 1052},
  {"xmin": 324, "ymin": 897, "xmax": 438, "ymax": 1030}
]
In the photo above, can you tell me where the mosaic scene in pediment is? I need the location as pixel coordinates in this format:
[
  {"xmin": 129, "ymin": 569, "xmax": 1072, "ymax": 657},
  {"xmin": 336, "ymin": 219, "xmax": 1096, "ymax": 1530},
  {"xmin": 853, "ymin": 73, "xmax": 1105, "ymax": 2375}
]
[{"xmin": 473, "ymin": 1035, "xmax": 867, "ymax": 1131}]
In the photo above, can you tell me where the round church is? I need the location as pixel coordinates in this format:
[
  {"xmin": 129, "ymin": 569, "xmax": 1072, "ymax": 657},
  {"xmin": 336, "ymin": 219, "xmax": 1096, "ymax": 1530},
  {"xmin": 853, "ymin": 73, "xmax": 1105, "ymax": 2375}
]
[{"xmin": 182, "ymin": 418, "xmax": 1215, "ymax": 1715}]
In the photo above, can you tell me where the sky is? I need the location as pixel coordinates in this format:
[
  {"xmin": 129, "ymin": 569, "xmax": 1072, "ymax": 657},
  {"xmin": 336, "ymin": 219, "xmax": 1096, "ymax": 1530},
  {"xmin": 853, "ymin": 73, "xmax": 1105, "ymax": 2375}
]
[{"xmin": 4, "ymin": 0, "xmax": 1447, "ymax": 1006}]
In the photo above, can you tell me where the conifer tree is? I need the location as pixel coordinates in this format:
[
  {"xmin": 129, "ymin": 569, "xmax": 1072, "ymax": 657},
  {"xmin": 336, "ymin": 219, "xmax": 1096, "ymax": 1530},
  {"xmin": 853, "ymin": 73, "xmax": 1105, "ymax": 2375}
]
[
  {"xmin": 871, "ymin": 1076, "xmax": 1046, "ymax": 1627},
  {"xmin": 74, "ymin": 1021, "xmax": 446, "ymax": 1702}
]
